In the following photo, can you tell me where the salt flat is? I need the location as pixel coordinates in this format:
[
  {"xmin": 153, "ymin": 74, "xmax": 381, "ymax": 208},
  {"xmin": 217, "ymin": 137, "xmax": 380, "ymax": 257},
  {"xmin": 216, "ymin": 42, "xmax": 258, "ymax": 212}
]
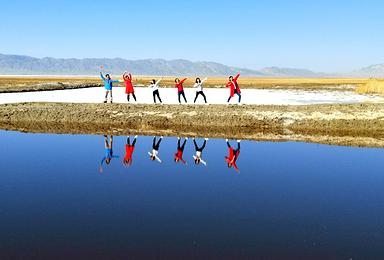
[{"xmin": 0, "ymin": 87, "xmax": 382, "ymax": 105}]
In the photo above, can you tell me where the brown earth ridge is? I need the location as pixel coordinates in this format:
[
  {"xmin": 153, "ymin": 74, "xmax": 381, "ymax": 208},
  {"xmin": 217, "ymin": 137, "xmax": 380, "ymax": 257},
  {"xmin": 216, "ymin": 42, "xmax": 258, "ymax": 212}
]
[{"xmin": 1, "ymin": 102, "xmax": 384, "ymax": 148}]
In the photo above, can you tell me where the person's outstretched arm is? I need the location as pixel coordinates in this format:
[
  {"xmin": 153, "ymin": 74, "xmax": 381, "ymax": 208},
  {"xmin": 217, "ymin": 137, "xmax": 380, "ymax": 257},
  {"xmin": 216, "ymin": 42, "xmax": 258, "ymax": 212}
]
[
  {"xmin": 180, "ymin": 77, "xmax": 188, "ymax": 84},
  {"xmin": 234, "ymin": 71, "xmax": 241, "ymax": 81},
  {"xmin": 156, "ymin": 77, "xmax": 163, "ymax": 85},
  {"xmin": 201, "ymin": 77, "xmax": 209, "ymax": 83}
]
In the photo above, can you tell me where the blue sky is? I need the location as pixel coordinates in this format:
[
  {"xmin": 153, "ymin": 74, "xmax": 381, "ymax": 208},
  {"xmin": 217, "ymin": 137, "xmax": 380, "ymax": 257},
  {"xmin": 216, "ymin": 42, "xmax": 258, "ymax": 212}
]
[{"xmin": 1, "ymin": 0, "xmax": 383, "ymax": 72}]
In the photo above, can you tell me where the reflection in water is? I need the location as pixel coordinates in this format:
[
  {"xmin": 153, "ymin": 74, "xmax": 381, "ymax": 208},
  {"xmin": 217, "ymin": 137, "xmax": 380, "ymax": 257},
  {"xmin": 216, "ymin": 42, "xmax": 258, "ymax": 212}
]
[
  {"xmin": 148, "ymin": 136, "xmax": 163, "ymax": 163},
  {"xmin": 123, "ymin": 135, "xmax": 137, "ymax": 167},
  {"xmin": 193, "ymin": 138, "xmax": 209, "ymax": 166},
  {"xmin": 225, "ymin": 139, "xmax": 241, "ymax": 172},
  {"xmin": 174, "ymin": 137, "xmax": 188, "ymax": 165},
  {"xmin": 3, "ymin": 131, "xmax": 384, "ymax": 259},
  {"xmin": 100, "ymin": 135, "xmax": 119, "ymax": 172}
]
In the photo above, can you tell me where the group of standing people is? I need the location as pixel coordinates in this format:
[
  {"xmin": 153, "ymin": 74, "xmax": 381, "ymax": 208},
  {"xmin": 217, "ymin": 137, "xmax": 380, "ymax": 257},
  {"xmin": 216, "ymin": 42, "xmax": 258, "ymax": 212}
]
[{"xmin": 100, "ymin": 71, "xmax": 242, "ymax": 105}]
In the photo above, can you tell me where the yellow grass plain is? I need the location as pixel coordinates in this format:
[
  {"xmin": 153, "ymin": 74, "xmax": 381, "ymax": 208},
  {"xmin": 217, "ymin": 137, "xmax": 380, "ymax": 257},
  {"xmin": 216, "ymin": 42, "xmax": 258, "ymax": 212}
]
[{"xmin": 0, "ymin": 76, "xmax": 369, "ymax": 89}]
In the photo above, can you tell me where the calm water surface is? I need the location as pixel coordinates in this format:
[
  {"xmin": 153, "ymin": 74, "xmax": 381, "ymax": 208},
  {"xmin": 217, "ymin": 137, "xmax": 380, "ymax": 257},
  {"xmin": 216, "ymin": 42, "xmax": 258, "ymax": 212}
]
[{"xmin": 1, "ymin": 130, "xmax": 384, "ymax": 259}]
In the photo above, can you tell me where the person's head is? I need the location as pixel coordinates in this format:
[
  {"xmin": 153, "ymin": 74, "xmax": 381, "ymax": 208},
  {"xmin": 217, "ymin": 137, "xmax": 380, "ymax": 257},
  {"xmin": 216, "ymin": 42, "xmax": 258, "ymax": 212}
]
[
  {"xmin": 106, "ymin": 158, "xmax": 111, "ymax": 164},
  {"xmin": 125, "ymin": 74, "xmax": 130, "ymax": 79},
  {"xmin": 195, "ymin": 157, "xmax": 200, "ymax": 164},
  {"xmin": 174, "ymin": 157, "xmax": 179, "ymax": 163},
  {"xmin": 106, "ymin": 74, "xmax": 110, "ymax": 79},
  {"xmin": 151, "ymin": 155, "xmax": 155, "ymax": 160},
  {"xmin": 229, "ymin": 76, "xmax": 233, "ymax": 81},
  {"xmin": 175, "ymin": 78, "xmax": 180, "ymax": 83},
  {"xmin": 125, "ymin": 159, "xmax": 129, "ymax": 164},
  {"xmin": 150, "ymin": 79, "xmax": 155, "ymax": 84},
  {"xmin": 228, "ymin": 162, "xmax": 232, "ymax": 167},
  {"xmin": 195, "ymin": 77, "xmax": 201, "ymax": 83}
]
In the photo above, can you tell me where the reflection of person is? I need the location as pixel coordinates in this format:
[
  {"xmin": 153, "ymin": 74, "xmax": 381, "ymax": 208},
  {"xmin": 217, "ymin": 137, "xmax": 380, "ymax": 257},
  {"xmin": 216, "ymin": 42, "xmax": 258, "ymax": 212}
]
[
  {"xmin": 148, "ymin": 136, "xmax": 163, "ymax": 163},
  {"xmin": 123, "ymin": 135, "xmax": 137, "ymax": 167},
  {"xmin": 175, "ymin": 77, "xmax": 188, "ymax": 104},
  {"xmin": 149, "ymin": 78, "xmax": 163, "ymax": 104},
  {"xmin": 100, "ymin": 72, "xmax": 119, "ymax": 103},
  {"xmin": 174, "ymin": 137, "xmax": 188, "ymax": 165},
  {"xmin": 123, "ymin": 71, "xmax": 137, "ymax": 103},
  {"xmin": 193, "ymin": 138, "xmax": 209, "ymax": 166},
  {"xmin": 193, "ymin": 77, "xmax": 209, "ymax": 104},
  {"xmin": 225, "ymin": 139, "xmax": 241, "ymax": 172},
  {"xmin": 225, "ymin": 71, "xmax": 242, "ymax": 105},
  {"xmin": 100, "ymin": 135, "xmax": 119, "ymax": 172}
]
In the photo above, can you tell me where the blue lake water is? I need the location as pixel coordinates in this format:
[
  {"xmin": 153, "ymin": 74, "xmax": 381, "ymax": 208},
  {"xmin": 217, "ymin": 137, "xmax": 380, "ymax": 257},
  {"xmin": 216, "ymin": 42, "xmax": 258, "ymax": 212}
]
[{"xmin": 1, "ymin": 130, "xmax": 384, "ymax": 259}]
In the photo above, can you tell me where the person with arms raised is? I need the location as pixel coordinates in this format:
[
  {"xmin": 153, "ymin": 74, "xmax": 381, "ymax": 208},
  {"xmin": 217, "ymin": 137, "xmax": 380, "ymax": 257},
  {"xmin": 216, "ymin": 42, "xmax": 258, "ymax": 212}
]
[
  {"xmin": 225, "ymin": 71, "xmax": 242, "ymax": 105},
  {"xmin": 100, "ymin": 72, "xmax": 119, "ymax": 103},
  {"xmin": 175, "ymin": 77, "xmax": 188, "ymax": 104}
]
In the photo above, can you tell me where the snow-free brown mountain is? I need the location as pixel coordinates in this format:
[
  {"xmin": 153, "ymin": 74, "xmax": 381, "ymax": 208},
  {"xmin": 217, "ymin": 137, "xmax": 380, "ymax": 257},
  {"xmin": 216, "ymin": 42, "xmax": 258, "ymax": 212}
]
[{"xmin": 0, "ymin": 53, "xmax": 382, "ymax": 77}]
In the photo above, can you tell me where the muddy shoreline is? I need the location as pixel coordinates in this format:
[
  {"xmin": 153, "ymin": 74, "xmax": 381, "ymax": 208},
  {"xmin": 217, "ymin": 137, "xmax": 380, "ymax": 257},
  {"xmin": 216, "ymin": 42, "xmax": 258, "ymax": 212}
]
[{"xmin": 1, "ymin": 102, "xmax": 384, "ymax": 148}]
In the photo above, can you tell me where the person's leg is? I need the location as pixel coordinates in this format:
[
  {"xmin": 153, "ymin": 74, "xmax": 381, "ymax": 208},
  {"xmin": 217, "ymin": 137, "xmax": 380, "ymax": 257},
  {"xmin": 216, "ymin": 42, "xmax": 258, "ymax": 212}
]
[
  {"xmin": 152, "ymin": 136, "xmax": 156, "ymax": 149},
  {"xmin": 105, "ymin": 90, "xmax": 109, "ymax": 102},
  {"xmin": 227, "ymin": 140, "xmax": 231, "ymax": 148},
  {"xmin": 200, "ymin": 139, "xmax": 207, "ymax": 150},
  {"xmin": 194, "ymin": 92, "xmax": 199, "ymax": 103},
  {"xmin": 153, "ymin": 91, "xmax": 156, "ymax": 103},
  {"xmin": 110, "ymin": 89, "xmax": 113, "ymax": 103},
  {"xmin": 132, "ymin": 93, "xmax": 137, "ymax": 101},
  {"xmin": 193, "ymin": 139, "xmax": 198, "ymax": 150},
  {"xmin": 155, "ymin": 137, "xmax": 162, "ymax": 150},
  {"xmin": 156, "ymin": 90, "xmax": 162, "ymax": 103},
  {"xmin": 132, "ymin": 136, "xmax": 137, "ymax": 147},
  {"xmin": 237, "ymin": 92, "xmax": 241, "ymax": 103},
  {"xmin": 177, "ymin": 138, "xmax": 181, "ymax": 150},
  {"xmin": 109, "ymin": 136, "xmax": 113, "ymax": 149},
  {"xmin": 127, "ymin": 94, "xmax": 130, "ymax": 102},
  {"xmin": 182, "ymin": 91, "xmax": 187, "ymax": 103},
  {"xmin": 127, "ymin": 136, "xmax": 130, "ymax": 145},
  {"xmin": 178, "ymin": 91, "xmax": 181, "ymax": 104},
  {"xmin": 227, "ymin": 96, "xmax": 232, "ymax": 102},
  {"xmin": 201, "ymin": 92, "xmax": 207, "ymax": 103},
  {"xmin": 180, "ymin": 139, "xmax": 187, "ymax": 151},
  {"xmin": 104, "ymin": 135, "xmax": 108, "ymax": 149}
]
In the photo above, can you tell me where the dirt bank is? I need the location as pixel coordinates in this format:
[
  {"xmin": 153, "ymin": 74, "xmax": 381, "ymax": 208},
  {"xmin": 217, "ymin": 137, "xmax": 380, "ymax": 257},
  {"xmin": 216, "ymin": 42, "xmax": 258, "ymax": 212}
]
[{"xmin": 1, "ymin": 102, "xmax": 384, "ymax": 147}]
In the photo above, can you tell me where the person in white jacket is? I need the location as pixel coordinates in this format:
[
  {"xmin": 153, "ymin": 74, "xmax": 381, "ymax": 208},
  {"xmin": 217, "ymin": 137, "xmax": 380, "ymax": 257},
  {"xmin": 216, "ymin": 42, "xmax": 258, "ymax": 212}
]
[
  {"xmin": 193, "ymin": 137, "xmax": 209, "ymax": 166},
  {"xmin": 148, "ymin": 136, "xmax": 163, "ymax": 163},
  {"xmin": 193, "ymin": 77, "xmax": 209, "ymax": 104},
  {"xmin": 148, "ymin": 78, "xmax": 163, "ymax": 104}
]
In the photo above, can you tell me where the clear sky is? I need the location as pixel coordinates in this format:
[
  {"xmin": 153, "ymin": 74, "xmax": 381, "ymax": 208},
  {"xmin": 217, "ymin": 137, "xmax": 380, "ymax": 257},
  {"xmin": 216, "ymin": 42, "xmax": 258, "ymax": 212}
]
[{"xmin": 1, "ymin": 0, "xmax": 384, "ymax": 73}]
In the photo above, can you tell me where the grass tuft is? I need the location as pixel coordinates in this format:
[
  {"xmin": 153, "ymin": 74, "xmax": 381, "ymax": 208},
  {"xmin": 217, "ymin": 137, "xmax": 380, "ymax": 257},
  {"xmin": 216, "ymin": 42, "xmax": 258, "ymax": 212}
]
[{"xmin": 355, "ymin": 78, "xmax": 384, "ymax": 96}]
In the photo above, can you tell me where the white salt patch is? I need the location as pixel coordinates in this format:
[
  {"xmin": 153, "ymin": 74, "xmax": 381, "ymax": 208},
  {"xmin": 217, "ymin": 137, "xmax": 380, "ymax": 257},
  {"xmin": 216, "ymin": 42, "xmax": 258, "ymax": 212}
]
[{"xmin": 0, "ymin": 87, "xmax": 382, "ymax": 105}]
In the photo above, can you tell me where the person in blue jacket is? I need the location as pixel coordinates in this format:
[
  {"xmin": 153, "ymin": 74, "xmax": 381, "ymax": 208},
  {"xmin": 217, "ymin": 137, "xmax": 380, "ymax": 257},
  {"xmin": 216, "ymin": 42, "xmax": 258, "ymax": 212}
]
[
  {"xmin": 100, "ymin": 72, "xmax": 119, "ymax": 103},
  {"xmin": 100, "ymin": 135, "xmax": 119, "ymax": 172}
]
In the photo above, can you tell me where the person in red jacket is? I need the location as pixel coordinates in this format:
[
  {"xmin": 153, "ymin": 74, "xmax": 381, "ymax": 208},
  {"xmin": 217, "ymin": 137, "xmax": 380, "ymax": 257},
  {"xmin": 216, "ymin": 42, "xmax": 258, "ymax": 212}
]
[
  {"xmin": 123, "ymin": 71, "xmax": 137, "ymax": 103},
  {"xmin": 175, "ymin": 77, "xmax": 188, "ymax": 104},
  {"xmin": 225, "ymin": 71, "xmax": 242, "ymax": 105},
  {"xmin": 123, "ymin": 135, "xmax": 137, "ymax": 167},
  {"xmin": 174, "ymin": 137, "xmax": 188, "ymax": 165},
  {"xmin": 225, "ymin": 139, "xmax": 241, "ymax": 172}
]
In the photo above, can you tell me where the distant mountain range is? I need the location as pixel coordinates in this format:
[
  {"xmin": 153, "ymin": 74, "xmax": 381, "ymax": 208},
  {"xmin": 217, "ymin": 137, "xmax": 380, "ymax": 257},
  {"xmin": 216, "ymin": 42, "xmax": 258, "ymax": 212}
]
[{"xmin": 0, "ymin": 53, "xmax": 382, "ymax": 77}]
